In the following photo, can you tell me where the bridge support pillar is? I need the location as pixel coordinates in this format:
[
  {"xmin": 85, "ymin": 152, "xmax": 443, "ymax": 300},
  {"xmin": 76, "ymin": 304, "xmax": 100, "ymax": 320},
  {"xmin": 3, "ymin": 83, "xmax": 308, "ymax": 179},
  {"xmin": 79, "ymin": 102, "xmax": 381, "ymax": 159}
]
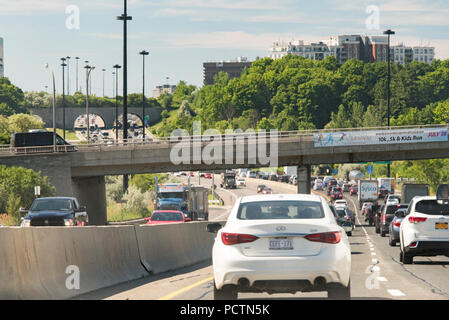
[
  {"xmin": 297, "ymin": 165, "xmax": 311, "ymax": 194},
  {"xmin": 72, "ymin": 176, "xmax": 107, "ymax": 226}
]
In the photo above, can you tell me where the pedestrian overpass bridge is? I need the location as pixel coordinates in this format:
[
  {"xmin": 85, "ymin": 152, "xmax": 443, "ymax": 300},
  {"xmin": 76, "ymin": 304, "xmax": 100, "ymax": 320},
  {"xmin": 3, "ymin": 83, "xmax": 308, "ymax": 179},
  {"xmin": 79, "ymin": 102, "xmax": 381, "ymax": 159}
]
[{"xmin": 1, "ymin": 125, "xmax": 447, "ymax": 225}]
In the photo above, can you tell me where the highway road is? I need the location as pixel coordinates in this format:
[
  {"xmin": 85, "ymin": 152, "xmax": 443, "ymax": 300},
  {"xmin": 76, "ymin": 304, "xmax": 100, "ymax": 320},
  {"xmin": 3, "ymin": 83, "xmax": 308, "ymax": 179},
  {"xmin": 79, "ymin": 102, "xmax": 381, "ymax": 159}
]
[{"xmin": 76, "ymin": 176, "xmax": 449, "ymax": 300}]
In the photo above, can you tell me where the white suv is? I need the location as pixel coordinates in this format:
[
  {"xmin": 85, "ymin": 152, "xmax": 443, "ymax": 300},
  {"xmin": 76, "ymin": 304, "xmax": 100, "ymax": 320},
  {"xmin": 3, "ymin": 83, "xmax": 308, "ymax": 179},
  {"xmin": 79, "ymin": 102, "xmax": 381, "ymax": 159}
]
[{"xmin": 399, "ymin": 196, "xmax": 449, "ymax": 264}]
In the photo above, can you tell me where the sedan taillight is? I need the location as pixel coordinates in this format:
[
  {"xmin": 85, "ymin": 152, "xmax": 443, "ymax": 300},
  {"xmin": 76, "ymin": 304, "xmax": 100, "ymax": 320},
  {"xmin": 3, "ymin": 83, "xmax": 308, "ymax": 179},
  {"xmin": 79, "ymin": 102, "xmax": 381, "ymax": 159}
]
[
  {"xmin": 408, "ymin": 217, "xmax": 427, "ymax": 224},
  {"xmin": 305, "ymin": 231, "xmax": 341, "ymax": 244},
  {"xmin": 393, "ymin": 220, "xmax": 401, "ymax": 227},
  {"xmin": 221, "ymin": 233, "xmax": 259, "ymax": 245}
]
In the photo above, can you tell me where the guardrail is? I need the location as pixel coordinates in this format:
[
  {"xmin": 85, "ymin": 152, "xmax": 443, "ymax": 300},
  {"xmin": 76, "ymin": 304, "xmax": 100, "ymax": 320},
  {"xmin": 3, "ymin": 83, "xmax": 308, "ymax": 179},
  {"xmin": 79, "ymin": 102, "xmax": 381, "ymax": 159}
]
[{"xmin": 0, "ymin": 124, "xmax": 446, "ymax": 156}]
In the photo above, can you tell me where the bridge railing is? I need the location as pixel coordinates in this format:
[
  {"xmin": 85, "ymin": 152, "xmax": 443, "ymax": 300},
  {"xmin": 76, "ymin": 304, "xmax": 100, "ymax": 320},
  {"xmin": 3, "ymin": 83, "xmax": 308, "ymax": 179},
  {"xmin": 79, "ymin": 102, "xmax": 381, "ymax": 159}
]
[{"xmin": 0, "ymin": 124, "xmax": 446, "ymax": 156}]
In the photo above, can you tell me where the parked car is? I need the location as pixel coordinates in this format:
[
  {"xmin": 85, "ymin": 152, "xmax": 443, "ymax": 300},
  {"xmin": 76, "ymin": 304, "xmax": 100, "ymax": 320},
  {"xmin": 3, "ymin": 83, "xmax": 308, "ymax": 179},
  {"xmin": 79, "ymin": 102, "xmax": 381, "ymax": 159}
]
[
  {"xmin": 268, "ymin": 174, "xmax": 278, "ymax": 181},
  {"xmin": 145, "ymin": 210, "xmax": 191, "ymax": 225},
  {"xmin": 20, "ymin": 197, "xmax": 88, "ymax": 227},
  {"xmin": 400, "ymin": 196, "xmax": 449, "ymax": 264},
  {"xmin": 206, "ymin": 194, "xmax": 351, "ymax": 299},
  {"xmin": 379, "ymin": 203, "xmax": 408, "ymax": 237},
  {"xmin": 257, "ymin": 185, "xmax": 266, "ymax": 193},
  {"xmin": 389, "ymin": 208, "xmax": 407, "ymax": 246},
  {"xmin": 248, "ymin": 171, "xmax": 257, "ymax": 178}
]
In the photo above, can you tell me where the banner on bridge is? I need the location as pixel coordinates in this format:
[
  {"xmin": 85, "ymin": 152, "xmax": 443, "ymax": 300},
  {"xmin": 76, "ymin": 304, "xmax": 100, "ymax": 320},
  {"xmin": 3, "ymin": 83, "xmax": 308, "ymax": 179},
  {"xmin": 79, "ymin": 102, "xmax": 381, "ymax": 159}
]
[{"xmin": 313, "ymin": 127, "xmax": 448, "ymax": 147}]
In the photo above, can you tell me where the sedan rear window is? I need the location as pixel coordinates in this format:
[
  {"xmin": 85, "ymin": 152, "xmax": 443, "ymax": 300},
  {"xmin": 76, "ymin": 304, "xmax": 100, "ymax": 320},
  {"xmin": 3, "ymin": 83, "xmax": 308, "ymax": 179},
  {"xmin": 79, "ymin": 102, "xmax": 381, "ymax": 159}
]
[
  {"xmin": 415, "ymin": 200, "xmax": 449, "ymax": 215},
  {"xmin": 237, "ymin": 201, "xmax": 324, "ymax": 220},
  {"xmin": 151, "ymin": 212, "xmax": 183, "ymax": 221},
  {"xmin": 386, "ymin": 204, "xmax": 408, "ymax": 215}
]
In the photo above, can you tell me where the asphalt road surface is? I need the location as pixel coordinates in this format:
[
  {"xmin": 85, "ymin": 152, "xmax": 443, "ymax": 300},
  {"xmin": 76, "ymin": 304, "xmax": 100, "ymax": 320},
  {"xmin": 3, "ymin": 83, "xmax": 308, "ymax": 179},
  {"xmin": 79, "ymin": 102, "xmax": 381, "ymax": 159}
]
[{"xmin": 76, "ymin": 175, "xmax": 449, "ymax": 300}]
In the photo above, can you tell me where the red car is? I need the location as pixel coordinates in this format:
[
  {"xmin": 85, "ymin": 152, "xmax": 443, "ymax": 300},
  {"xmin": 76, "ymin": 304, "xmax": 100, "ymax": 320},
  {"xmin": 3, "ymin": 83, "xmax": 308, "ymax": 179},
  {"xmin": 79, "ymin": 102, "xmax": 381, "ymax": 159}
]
[
  {"xmin": 350, "ymin": 185, "xmax": 358, "ymax": 196},
  {"xmin": 145, "ymin": 210, "xmax": 191, "ymax": 225},
  {"xmin": 261, "ymin": 188, "xmax": 273, "ymax": 194},
  {"xmin": 204, "ymin": 173, "xmax": 212, "ymax": 179}
]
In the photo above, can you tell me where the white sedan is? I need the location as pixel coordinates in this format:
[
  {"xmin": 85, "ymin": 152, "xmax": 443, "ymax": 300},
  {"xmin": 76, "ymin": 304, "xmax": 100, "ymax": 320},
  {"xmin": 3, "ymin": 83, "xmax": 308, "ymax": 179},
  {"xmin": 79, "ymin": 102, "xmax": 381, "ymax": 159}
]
[
  {"xmin": 237, "ymin": 178, "xmax": 246, "ymax": 187},
  {"xmin": 208, "ymin": 194, "xmax": 351, "ymax": 300}
]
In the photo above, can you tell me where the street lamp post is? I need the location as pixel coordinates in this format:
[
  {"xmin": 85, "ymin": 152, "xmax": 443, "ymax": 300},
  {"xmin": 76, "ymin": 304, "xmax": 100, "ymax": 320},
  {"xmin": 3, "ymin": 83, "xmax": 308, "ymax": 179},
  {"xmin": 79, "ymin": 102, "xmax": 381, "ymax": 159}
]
[
  {"xmin": 85, "ymin": 65, "xmax": 95, "ymax": 142},
  {"xmin": 117, "ymin": 0, "xmax": 132, "ymax": 193},
  {"xmin": 61, "ymin": 58, "xmax": 67, "ymax": 140},
  {"xmin": 75, "ymin": 57, "xmax": 80, "ymax": 92},
  {"xmin": 45, "ymin": 64, "xmax": 57, "ymax": 151},
  {"xmin": 139, "ymin": 50, "xmax": 149, "ymax": 140},
  {"xmin": 383, "ymin": 29, "xmax": 395, "ymax": 178},
  {"xmin": 66, "ymin": 56, "xmax": 71, "ymax": 96},
  {"xmin": 102, "ymin": 68, "xmax": 106, "ymax": 97},
  {"xmin": 113, "ymin": 64, "xmax": 121, "ymax": 141}
]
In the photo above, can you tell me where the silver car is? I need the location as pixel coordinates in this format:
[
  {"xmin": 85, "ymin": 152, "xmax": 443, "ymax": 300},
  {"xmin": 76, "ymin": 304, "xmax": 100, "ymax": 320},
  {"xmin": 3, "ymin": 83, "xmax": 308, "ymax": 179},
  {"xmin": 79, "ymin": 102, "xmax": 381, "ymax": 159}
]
[{"xmin": 388, "ymin": 208, "xmax": 407, "ymax": 246}]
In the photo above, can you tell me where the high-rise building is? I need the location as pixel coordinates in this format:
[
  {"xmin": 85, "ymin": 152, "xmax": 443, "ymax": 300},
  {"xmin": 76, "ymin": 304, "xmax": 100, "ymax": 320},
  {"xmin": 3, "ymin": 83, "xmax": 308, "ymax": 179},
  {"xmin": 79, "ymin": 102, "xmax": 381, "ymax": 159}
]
[
  {"xmin": 0, "ymin": 37, "xmax": 4, "ymax": 77},
  {"xmin": 203, "ymin": 57, "xmax": 252, "ymax": 85}
]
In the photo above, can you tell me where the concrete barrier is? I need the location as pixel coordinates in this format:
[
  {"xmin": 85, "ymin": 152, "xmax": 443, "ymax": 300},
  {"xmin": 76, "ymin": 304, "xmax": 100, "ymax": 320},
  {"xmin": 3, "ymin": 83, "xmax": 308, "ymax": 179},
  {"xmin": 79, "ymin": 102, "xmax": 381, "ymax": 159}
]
[
  {"xmin": 135, "ymin": 221, "xmax": 220, "ymax": 274},
  {"xmin": 0, "ymin": 226, "xmax": 147, "ymax": 300}
]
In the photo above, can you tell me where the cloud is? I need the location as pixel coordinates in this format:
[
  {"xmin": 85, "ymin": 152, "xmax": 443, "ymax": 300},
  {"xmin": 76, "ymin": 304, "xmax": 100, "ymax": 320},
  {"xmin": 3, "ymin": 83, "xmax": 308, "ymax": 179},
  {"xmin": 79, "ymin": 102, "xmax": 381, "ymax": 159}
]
[
  {"xmin": 153, "ymin": 8, "xmax": 198, "ymax": 17},
  {"xmin": 163, "ymin": 31, "xmax": 322, "ymax": 50}
]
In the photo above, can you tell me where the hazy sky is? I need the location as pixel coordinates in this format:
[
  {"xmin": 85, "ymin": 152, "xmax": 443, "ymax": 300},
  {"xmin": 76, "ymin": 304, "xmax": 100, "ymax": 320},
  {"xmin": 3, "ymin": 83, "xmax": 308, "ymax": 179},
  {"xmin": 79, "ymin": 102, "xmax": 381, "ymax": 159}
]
[{"xmin": 1, "ymin": 0, "xmax": 449, "ymax": 97}]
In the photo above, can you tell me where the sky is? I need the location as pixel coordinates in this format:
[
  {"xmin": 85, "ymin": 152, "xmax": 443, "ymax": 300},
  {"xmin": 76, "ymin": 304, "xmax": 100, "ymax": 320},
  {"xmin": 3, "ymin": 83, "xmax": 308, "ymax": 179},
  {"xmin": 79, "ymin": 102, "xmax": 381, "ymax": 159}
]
[{"xmin": 1, "ymin": 0, "xmax": 449, "ymax": 97}]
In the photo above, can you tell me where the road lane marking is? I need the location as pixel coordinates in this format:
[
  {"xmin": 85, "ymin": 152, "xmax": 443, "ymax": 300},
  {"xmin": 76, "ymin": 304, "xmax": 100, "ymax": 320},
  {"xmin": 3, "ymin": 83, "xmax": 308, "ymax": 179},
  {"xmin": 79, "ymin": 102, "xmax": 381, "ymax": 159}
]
[
  {"xmin": 377, "ymin": 277, "xmax": 388, "ymax": 282},
  {"xmin": 387, "ymin": 289, "xmax": 405, "ymax": 297},
  {"xmin": 158, "ymin": 276, "xmax": 214, "ymax": 300},
  {"xmin": 371, "ymin": 252, "xmax": 377, "ymax": 256}
]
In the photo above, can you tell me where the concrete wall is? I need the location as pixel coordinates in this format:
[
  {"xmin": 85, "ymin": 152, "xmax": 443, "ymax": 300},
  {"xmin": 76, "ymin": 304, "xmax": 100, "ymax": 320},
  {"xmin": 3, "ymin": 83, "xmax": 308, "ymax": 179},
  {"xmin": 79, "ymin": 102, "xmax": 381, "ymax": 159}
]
[
  {"xmin": 29, "ymin": 107, "xmax": 162, "ymax": 130},
  {"xmin": 0, "ymin": 221, "xmax": 222, "ymax": 299},
  {"xmin": 0, "ymin": 226, "xmax": 146, "ymax": 299}
]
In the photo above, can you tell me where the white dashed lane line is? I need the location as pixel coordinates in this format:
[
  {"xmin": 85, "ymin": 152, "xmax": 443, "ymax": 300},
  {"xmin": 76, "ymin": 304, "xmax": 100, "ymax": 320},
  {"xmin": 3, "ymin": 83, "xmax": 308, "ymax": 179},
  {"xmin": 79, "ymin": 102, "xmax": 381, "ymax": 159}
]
[{"xmin": 387, "ymin": 289, "xmax": 406, "ymax": 297}]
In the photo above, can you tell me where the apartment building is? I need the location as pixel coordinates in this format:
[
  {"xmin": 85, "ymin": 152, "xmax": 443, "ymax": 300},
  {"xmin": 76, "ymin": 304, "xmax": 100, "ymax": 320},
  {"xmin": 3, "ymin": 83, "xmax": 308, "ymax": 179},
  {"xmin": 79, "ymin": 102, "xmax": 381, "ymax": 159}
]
[{"xmin": 203, "ymin": 57, "xmax": 252, "ymax": 85}]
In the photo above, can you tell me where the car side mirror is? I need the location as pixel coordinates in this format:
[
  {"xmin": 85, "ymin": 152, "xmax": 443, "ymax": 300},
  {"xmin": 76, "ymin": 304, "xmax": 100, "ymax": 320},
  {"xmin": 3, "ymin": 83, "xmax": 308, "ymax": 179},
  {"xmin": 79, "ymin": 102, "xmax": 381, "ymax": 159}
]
[
  {"xmin": 206, "ymin": 223, "xmax": 222, "ymax": 233},
  {"xmin": 185, "ymin": 218, "xmax": 191, "ymax": 222}
]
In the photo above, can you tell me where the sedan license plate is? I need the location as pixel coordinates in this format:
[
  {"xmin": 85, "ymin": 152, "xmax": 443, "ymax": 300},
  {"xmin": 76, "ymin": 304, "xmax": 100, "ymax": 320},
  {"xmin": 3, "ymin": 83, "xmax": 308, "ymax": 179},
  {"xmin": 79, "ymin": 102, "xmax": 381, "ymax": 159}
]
[
  {"xmin": 269, "ymin": 239, "xmax": 293, "ymax": 250},
  {"xmin": 435, "ymin": 223, "xmax": 448, "ymax": 230}
]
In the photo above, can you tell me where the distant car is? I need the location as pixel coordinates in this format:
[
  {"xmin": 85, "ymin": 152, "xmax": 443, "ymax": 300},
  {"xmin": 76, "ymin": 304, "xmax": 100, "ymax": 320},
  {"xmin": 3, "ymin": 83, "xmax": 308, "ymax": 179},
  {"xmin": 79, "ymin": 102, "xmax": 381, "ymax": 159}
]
[
  {"xmin": 334, "ymin": 200, "xmax": 348, "ymax": 209},
  {"xmin": 400, "ymin": 196, "xmax": 449, "ymax": 264},
  {"xmin": 389, "ymin": 208, "xmax": 407, "ymax": 246},
  {"xmin": 335, "ymin": 207, "xmax": 355, "ymax": 236},
  {"xmin": 204, "ymin": 173, "xmax": 212, "ymax": 179},
  {"xmin": 331, "ymin": 187, "xmax": 343, "ymax": 200},
  {"xmin": 386, "ymin": 194, "xmax": 401, "ymax": 205},
  {"xmin": 188, "ymin": 172, "xmax": 195, "ymax": 177},
  {"xmin": 207, "ymin": 194, "xmax": 352, "ymax": 300},
  {"xmin": 174, "ymin": 172, "xmax": 182, "ymax": 177},
  {"xmin": 0, "ymin": 223, "xmax": 3, "ymax": 227},
  {"xmin": 342, "ymin": 184, "xmax": 351, "ymax": 193},
  {"xmin": 20, "ymin": 197, "xmax": 88, "ymax": 227},
  {"xmin": 248, "ymin": 171, "xmax": 257, "ymax": 178},
  {"xmin": 257, "ymin": 185, "xmax": 266, "ymax": 193},
  {"xmin": 350, "ymin": 185, "xmax": 358, "ymax": 196},
  {"xmin": 261, "ymin": 188, "xmax": 273, "ymax": 194},
  {"xmin": 268, "ymin": 174, "xmax": 278, "ymax": 181},
  {"xmin": 379, "ymin": 203, "xmax": 408, "ymax": 237},
  {"xmin": 145, "ymin": 210, "xmax": 191, "ymax": 225},
  {"xmin": 378, "ymin": 187, "xmax": 390, "ymax": 199},
  {"xmin": 278, "ymin": 175, "xmax": 290, "ymax": 183},
  {"xmin": 237, "ymin": 178, "xmax": 246, "ymax": 187},
  {"xmin": 313, "ymin": 179, "xmax": 323, "ymax": 191}
]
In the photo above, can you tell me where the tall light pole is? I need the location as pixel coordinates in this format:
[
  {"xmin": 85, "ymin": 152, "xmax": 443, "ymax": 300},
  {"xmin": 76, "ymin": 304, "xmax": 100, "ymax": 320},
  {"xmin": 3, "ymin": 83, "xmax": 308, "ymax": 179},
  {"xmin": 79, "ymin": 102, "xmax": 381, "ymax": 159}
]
[
  {"xmin": 113, "ymin": 64, "xmax": 121, "ymax": 141},
  {"xmin": 66, "ymin": 56, "xmax": 71, "ymax": 95},
  {"xmin": 139, "ymin": 50, "xmax": 149, "ymax": 140},
  {"xmin": 61, "ymin": 58, "xmax": 67, "ymax": 140},
  {"xmin": 102, "ymin": 68, "xmax": 106, "ymax": 97},
  {"xmin": 383, "ymin": 29, "xmax": 395, "ymax": 178},
  {"xmin": 117, "ymin": 0, "xmax": 132, "ymax": 193},
  {"xmin": 45, "ymin": 64, "xmax": 57, "ymax": 151},
  {"xmin": 75, "ymin": 57, "xmax": 80, "ymax": 92},
  {"xmin": 85, "ymin": 65, "xmax": 95, "ymax": 142}
]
